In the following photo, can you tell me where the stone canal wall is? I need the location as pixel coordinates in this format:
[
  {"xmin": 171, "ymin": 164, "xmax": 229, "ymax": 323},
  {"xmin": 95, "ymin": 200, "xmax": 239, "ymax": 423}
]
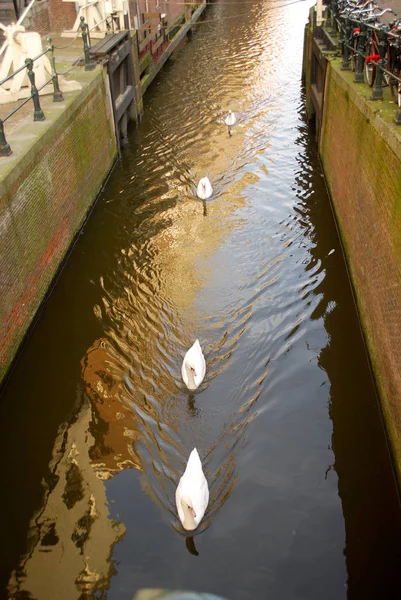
[
  {"xmin": 303, "ymin": 10, "xmax": 401, "ymax": 488},
  {"xmin": 0, "ymin": 71, "xmax": 117, "ymax": 384}
]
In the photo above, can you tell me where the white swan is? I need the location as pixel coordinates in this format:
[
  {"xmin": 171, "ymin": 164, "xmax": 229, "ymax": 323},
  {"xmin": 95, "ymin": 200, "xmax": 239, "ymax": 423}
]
[
  {"xmin": 176, "ymin": 448, "xmax": 209, "ymax": 531},
  {"xmin": 181, "ymin": 339, "xmax": 206, "ymax": 390},
  {"xmin": 196, "ymin": 177, "xmax": 213, "ymax": 200},
  {"xmin": 224, "ymin": 110, "xmax": 236, "ymax": 127}
]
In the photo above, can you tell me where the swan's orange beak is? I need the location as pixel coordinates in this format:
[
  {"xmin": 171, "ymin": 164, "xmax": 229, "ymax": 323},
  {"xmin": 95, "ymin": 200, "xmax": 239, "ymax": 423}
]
[
  {"xmin": 191, "ymin": 366, "xmax": 197, "ymax": 377},
  {"xmin": 190, "ymin": 507, "xmax": 196, "ymax": 518}
]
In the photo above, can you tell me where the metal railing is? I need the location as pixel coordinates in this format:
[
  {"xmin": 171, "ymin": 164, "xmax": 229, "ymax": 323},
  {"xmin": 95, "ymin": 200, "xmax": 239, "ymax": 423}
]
[
  {"xmin": 0, "ymin": 38, "xmax": 64, "ymax": 156},
  {"xmin": 324, "ymin": 0, "xmax": 401, "ymax": 124},
  {"xmin": 79, "ymin": 16, "xmax": 95, "ymax": 72},
  {"xmin": 0, "ymin": 14, "xmax": 102, "ymax": 157}
]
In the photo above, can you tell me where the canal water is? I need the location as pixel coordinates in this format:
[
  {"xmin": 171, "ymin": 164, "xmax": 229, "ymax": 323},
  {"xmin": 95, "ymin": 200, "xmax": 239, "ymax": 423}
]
[{"xmin": 1, "ymin": 1, "xmax": 401, "ymax": 599}]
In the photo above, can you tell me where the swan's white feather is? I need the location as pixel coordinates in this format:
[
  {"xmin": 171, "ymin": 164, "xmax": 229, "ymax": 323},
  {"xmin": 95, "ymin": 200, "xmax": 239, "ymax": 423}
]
[
  {"xmin": 196, "ymin": 177, "xmax": 213, "ymax": 200},
  {"xmin": 176, "ymin": 448, "xmax": 209, "ymax": 530},
  {"xmin": 181, "ymin": 339, "xmax": 206, "ymax": 390},
  {"xmin": 224, "ymin": 110, "xmax": 236, "ymax": 127}
]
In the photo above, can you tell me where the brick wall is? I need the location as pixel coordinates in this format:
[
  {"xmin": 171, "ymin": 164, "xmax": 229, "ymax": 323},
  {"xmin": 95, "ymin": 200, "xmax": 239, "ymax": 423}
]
[
  {"xmin": 49, "ymin": 0, "xmax": 77, "ymax": 33},
  {"xmin": 22, "ymin": 0, "xmax": 76, "ymax": 35},
  {"xmin": 320, "ymin": 63, "xmax": 401, "ymax": 483},
  {"xmin": 28, "ymin": 0, "xmax": 51, "ymax": 36},
  {"xmin": 0, "ymin": 73, "xmax": 117, "ymax": 384}
]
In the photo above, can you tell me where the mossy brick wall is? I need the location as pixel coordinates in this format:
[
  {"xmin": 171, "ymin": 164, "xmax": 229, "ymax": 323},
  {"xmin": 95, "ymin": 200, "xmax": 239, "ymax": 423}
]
[
  {"xmin": 320, "ymin": 61, "xmax": 401, "ymax": 484},
  {"xmin": 0, "ymin": 74, "xmax": 117, "ymax": 384}
]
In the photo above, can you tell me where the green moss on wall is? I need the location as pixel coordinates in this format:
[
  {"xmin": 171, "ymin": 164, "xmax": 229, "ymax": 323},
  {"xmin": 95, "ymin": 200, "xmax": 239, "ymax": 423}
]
[
  {"xmin": 320, "ymin": 61, "xmax": 401, "ymax": 489},
  {"xmin": 139, "ymin": 52, "xmax": 152, "ymax": 75},
  {"xmin": 0, "ymin": 76, "xmax": 117, "ymax": 384}
]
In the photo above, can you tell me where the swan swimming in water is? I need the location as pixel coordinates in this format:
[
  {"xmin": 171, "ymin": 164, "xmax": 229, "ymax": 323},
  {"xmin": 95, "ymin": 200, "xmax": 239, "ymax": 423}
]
[
  {"xmin": 196, "ymin": 177, "xmax": 213, "ymax": 200},
  {"xmin": 176, "ymin": 448, "xmax": 209, "ymax": 531},
  {"xmin": 224, "ymin": 110, "xmax": 236, "ymax": 127},
  {"xmin": 181, "ymin": 339, "xmax": 206, "ymax": 390}
]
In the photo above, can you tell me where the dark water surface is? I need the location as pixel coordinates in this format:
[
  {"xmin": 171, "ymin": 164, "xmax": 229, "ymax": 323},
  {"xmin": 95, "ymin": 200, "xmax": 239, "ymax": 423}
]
[{"xmin": 1, "ymin": 1, "xmax": 401, "ymax": 599}]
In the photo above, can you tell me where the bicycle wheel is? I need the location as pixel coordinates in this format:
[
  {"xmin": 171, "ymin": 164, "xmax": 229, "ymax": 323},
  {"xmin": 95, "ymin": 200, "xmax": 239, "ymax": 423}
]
[
  {"xmin": 350, "ymin": 35, "xmax": 359, "ymax": 73},
  {"xmin": 365, "ymin": 61, "xmax": 376, "ymax": 87}
]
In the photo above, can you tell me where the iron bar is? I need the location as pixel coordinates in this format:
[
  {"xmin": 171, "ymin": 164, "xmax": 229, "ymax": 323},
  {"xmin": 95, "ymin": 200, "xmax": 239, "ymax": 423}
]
[
  {"xmin": 46, "ymin": 37, "xmax": 63, "ymax": 102},
  {"xmin": 80, "ymin": 16, "xmax": 95, "ymax": 71},
  {"xmin": 355, "ymin": 24, "xmax": 367, "ymax": 83},
  {"xmin": 12, "ymin": 0, "xmax": 19, "ymax": 20},
  {"xmin": 0, "ymin": 47, "xmax": 49, "ymax": 87},
  {"xmin": 372, "ymin": 27, "xmax": 387, "ymax": 100},
  {"xmin": 25, "ymin": 58, "xmax": 45, "ymax": 121},
  {"xmin": 0, "ymin": 120, "xmax": 12, "ymax": 156}
]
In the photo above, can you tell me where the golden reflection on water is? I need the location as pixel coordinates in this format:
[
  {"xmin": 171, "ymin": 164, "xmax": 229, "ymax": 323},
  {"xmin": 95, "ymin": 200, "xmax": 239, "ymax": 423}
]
[
  {"xmin": 81, "ymin": 338, "xmax": 142, "ymax": 478},
  {"xmin": 7, "ymin": 398, "xmax": 126, "ymax": 600},
  {"xmin": 68, "ymin": 153, "xmax": 261, "ymax": 543},
  {"xmin": 6, "ymin": 2, "xmax": 310, "ymax": 594},
  {"xmin": 154, "ymin": 171, "xmax": 257, "ymax": 312}
]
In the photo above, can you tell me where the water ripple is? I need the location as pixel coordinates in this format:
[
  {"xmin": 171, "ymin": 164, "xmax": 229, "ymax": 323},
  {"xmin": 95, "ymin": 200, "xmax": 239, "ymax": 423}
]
[{"xmin": 82, "ymin": 0, "xmax": 324, "ymax": 536}]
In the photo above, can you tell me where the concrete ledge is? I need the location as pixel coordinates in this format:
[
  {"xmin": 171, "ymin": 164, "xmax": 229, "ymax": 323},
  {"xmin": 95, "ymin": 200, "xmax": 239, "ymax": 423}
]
[
  {"xmin": 0, "ymin": 67, "xmax": 103, "ymax": 199},
  {"xmin": 328, "ymin": 59, "xmax": 401, "ymax": 160}
]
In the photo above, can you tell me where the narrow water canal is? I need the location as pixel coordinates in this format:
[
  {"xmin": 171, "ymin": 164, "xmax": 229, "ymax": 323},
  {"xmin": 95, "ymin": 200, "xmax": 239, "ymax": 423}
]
[{"xmin": 1, "ymin": 1, "xmax": 401, "ymax": 599}]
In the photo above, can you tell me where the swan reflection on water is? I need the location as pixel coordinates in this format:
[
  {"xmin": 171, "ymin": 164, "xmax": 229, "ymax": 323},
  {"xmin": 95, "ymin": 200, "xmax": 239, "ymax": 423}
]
[
  {"xmin": 187, "ymin": 393, "xmax": 199, "ymax": 417},
  {"xmin": 185, "ymin": 535, "xmax": 199, "ymax": 556}
]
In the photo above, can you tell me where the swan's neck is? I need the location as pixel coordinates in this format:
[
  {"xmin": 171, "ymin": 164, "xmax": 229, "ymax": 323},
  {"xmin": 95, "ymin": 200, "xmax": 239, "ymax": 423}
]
[
  {"xmin": 181, "ymin": 497, "xmax": 197, "ymax": 531},
  {"xmin": 185, "ymin": 363, "xmax": 196, "ymax": 389}
]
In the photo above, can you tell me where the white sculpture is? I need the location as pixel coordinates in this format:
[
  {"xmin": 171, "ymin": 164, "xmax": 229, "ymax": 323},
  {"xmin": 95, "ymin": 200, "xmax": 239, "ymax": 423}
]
[
  {"xmin": 62, "ymin": 0, "xmax": 130, "ymax": 38},
  {"xmin": 0, "ymin": 24, "xmax": 82, "ymax": 103}
]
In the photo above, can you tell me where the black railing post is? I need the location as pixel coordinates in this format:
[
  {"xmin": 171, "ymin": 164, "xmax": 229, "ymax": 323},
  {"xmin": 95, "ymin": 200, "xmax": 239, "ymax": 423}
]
[
  {"xmin": 341, "ymin": 18, "xmax": 352, "ymax": 70},
  {"xmin": 372, "ymin": 27, "xmax": 387, "ymax": 100},
  {"xmin": 46, "ymin": 37, "xmax": 63, "ymax": 102},
  {"xmin": 0, "ymin": 120, "xmax": 12, "ymax": 156},
  {"xmin": 355, "ymin": 23, "xmax": 367, "ymax": 83},
  {"xmin": 80, "ymin": 16, "xmax": 95, "ymax": 71},
  {"xmin": 25, "ymin": 58, "xmax": 45, "ymax": 121},
  {"xmin": 12, "ymin": 0, "xmax": 19, "ymax": 20}
]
